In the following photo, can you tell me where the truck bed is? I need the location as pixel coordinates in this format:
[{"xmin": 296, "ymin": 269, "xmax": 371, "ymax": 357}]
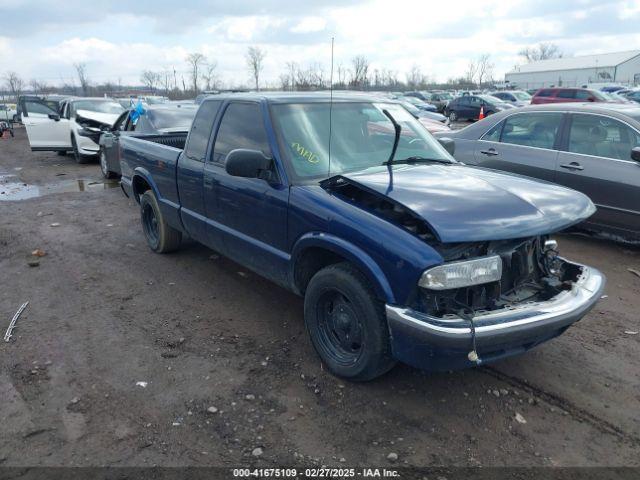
[{"xmin": 119, "ymin": 132, "xmax": 188, "ymax": 230}]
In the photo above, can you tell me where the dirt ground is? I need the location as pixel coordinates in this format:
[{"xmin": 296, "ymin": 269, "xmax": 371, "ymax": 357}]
[{"xmin": 0, "ymin": 127, "xmax": 639, "ymax": 469}]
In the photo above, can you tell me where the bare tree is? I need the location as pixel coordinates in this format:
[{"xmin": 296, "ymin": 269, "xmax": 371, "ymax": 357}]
[
  {"xmin": 186, "ymin": 53, "xmax": 206, "ymax": 93},
  {"xmin": 4, "ymin": 72, "xmax": 25, "ymax": 99},
  {"xmin": 201, "ymin": 59, "xmax": 219, "ymax": 91},
  {"xmin": 350, "ymin": 55, "xmax": 369, "ymax": 89},
  {"xmin": 336, "ymin": 62, "xmax": 347, "ymax": 87},
  {"xmin": 519, "ymin": 43, "xmax": 564, "ymax": 63},
  {"xmin": 476, "ymin": 54, "xmax": 494, "ymax": 87},
  {"xmin": 74, "ymin": 63, "xmax": 90, "ymax": 95},
  {"xmin": 246, "ymin": 46, "xmax": 266, "ymax": 91},
  {"xmin": 465, "ymin": 60, "xmax": 478, "ymax": 85},
  {"xmin": 140, "ymin": 70, "xmax": 161, "ymax": 93},
  {"xmin": 406, "ymin": 65, "xmax": 426, "ymax": 90}
]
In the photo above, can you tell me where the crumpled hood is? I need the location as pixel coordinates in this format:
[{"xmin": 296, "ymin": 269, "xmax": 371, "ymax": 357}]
[
  {"xmin": 340, "ymin": 164, "xmax": 595, "ymax": 243},
  {"xmin": 76, "ymin": 109, "xmax": 121, "ymax": 127}
]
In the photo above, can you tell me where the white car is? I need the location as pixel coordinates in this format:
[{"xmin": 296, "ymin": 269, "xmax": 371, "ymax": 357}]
[
  {"xmin": 0, "ymin": 104, "xmax": 18, "ymax": 123},
  {"xmin": 20, "ymin": 97, "xmax": 124, "ymax": 163}
]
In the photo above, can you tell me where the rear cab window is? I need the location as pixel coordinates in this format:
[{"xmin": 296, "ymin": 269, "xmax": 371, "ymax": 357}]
[{"xmin": 184, "ymin": 100, "xmax": 222, "ymax": 161}]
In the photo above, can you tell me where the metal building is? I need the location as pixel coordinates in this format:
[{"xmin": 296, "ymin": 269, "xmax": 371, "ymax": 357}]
[{"xmin": 505, "ymin": 50, "xmax": 640, "ymax": 89}]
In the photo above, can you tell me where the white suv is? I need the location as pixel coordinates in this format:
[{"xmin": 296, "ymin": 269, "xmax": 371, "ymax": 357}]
[{"xmin": 21, "ymin": 97, "xmax": 124, "ymax": 163}]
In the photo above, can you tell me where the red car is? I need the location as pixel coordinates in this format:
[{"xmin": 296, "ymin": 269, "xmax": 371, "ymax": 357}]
[{"xmin": 531, "ymin": 87, "xmax": 612, "ymax": 104}]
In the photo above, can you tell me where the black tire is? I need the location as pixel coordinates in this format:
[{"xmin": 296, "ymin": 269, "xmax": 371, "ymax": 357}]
[
  {"xmin": 71, "ymin": 135, "xmax": 92, "ymax": 164},
  {"xmin": 99, "ymin": 148, "xmax": 116, "ymax": 179},
  {"xmin": 56, "ymin": 151, "xmax": 67, "ymax": 156},
  {"xmin": 304, "ymin": 262, "xmax": 396, "ymax": 381},
  {"xmin": 140, "ymin": 190, "xmax": 182, "ymax": 253},
  {"xmin": 448, "ymin": 110, "xmax": 458, "ymax": 122}
]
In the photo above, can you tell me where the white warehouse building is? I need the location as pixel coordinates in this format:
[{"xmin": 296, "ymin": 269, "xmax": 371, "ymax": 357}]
[{"xmin": 505, "ymin": 50, "xmax": 640, "ymax": 90}]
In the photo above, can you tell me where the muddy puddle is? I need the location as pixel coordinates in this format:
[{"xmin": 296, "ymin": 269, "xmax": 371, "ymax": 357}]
[{"xmin": 0, "ymin": 174, "xmax": 119, "ymax": 201}]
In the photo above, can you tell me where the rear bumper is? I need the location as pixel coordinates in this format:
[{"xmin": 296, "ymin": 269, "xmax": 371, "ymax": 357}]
[{"xmin": 386, "ymin": 262, "xmax": 605, "ymax": 371}]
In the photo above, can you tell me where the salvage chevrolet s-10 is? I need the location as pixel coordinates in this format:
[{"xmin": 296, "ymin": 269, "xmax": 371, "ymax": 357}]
[{"xmin": 119, "ymin": 93, "xmax": 605, "ymax": 381}]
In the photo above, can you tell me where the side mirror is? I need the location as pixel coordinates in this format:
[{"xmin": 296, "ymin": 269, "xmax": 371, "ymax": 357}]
[
  {"xmin": 438, "ymin": 137, "xmax": 455, "ymax": 156},
  {"xmin": 631, "ymin": 147, "xmax": 640, "ymax": 163},
  {"xmin": 48, "ymin": 113, "xmax": 60, "ymax": 121},
  {"xmin": 588, "ymin": 97, "xmax": 595, "ymax": 102},
  {"xmin": 225, "ymin": 149, "xmax": 273, "ymax": 179}
]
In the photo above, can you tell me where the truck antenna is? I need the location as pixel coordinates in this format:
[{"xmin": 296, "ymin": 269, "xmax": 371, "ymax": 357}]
[{"xmin": 328, "ymin": 36, "xmax": 334, "ymax": 179}]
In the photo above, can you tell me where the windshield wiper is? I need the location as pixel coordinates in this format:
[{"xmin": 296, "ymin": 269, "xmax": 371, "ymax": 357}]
[
  {"xmin": 388, "ymin": 156, "xmax": 453, "ymax": 165},
  {"xmin": 382, "ymin": 109, "xmax": 401, "ymax": 165}
]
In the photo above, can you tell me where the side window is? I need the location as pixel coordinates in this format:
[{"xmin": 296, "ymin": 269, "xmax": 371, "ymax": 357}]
[
  {"xmin": 536, "ymin": 89, "xmax": 553, "ymax": 97},
  {"xmin": 568, "ymin": 114, "xmax": 640, "ymax": 161},
  {"xmin": 23, "ymin": 100, "xmax": 58, "ymax": 117},
  {"xmin": 575, "ymin": 90, "xmax": 592, "ymax": 100},
  {"xmin": 557, "ymin": 90, "xmax": 575, "ymax": 99},
  {"xmin": 184, "ymin": 100, "xmax": 221, "ymax": 162},
  {"xmin": 500, "ymin": 113, "xmax": 563, "ymax": 149},
  {"xmin": 482, "ymin": 121, "xmax": 503, "ymax": 142},
  {"xmin": 213, "ymin": 103, "xmax": 271, "ymax": 164}
]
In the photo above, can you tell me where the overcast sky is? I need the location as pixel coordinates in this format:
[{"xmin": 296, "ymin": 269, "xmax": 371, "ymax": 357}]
[{"xmin": 1, "ymin": 0, "xmax": 640, "ymax": 88}]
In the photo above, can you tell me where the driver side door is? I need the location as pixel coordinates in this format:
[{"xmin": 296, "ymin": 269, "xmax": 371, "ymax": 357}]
[{"xmin": 21, "ymin": 98, "xmax": 72, "ymax": 151}]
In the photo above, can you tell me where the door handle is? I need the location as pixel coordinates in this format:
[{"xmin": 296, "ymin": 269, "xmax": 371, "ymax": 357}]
[
  {"xmin": 480, "ymin": 148, "xmax": 498, "ymax": 156},
  {"xmin": 560, "ymin": 162, "xmax": 584, "ymax": 171}
]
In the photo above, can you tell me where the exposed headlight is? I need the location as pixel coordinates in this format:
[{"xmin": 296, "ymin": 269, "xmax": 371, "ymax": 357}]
[{"xmin": 419, "ymin": 255, "xmax": 502, "ymax": 290}]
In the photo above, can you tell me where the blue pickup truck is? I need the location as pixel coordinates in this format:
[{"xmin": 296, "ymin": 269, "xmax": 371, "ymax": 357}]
[{"xmin": 120, "ymin": 93, "xmax": 605, "ymax": 381}]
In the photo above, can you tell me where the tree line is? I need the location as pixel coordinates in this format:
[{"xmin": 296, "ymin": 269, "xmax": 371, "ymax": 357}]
[{"xmin": 2, "ymin": 43, "xmax": 564, "ymax": 100}]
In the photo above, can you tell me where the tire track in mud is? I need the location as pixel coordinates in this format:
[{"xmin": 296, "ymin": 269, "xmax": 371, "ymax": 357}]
[{"xmin": 480, "ymin": 366, "xmax": 640, "ymax": 446}]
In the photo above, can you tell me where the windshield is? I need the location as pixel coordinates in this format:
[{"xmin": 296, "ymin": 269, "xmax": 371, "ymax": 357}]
[
  {"xmin": 512, "ymin": 91, "xmax": 532, "ymax": 101},
  {"xmin": 147, "ymin": 108, "xmax": 197, "ymax": 130},
  {"xmin": 73, "ymin": 100, "xmax": 124, "ymax": 115},
  {"xmin": 439, "ymin": 92, "xmax": 453, "ymax": 100},
  {"xmin": 403, "ymin": 96, "xmax": 424, "ymax": 105},
  {"xmin": 400, "ymin": 101, "xmax": 420, "ymax": 116},
  {"xmin": 271, "ymin": 102, "xmax": 454, "ymax": 181}
]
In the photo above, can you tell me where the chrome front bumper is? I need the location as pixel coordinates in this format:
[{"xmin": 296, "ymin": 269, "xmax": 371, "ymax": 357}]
[{"xmin": 386, "ymin": 262, "xmax": 606, "ymax": 370}]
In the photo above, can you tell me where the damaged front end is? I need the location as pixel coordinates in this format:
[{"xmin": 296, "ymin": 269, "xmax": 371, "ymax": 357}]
[
  {"xmin": 76, "ymin": 114, "xmax": 112, "ymax": 144},
  {"xmin": 386, "ymin": 237, "xmax": 605, "ymax": 371},
  {"xmin": 323, "ymin": 172, "xmax": 606, "ymax": 371},
  {"xmin": 415, "ymin": 236, "xmax": 582, "ymax": 318}
]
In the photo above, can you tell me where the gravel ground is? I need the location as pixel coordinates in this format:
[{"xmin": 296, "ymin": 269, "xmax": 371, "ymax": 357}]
[{"xmin": 0, "ymin": 127, "xmax": 639, "ymax": 469}]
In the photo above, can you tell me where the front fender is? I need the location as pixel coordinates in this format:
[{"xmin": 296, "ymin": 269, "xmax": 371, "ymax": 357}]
[{"xmin": 291, "ymin": 232, "xmax": 396, "ymax": 304}]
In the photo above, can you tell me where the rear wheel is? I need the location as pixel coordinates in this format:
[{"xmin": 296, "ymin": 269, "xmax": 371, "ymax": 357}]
[
  {"xmin": 448, "ymin": 110, "xmax": 458, "ymax": 122},
  {"xmin": 99, "ymin": 148, "xmax": 116, "ymax": 179},
  {"xmin": 304, "ymin": 262, "xmax": 396, "ymax": 381},
  {"xmin": 140, "ymin": 190, "xmax": 182, "ymax": 253}
]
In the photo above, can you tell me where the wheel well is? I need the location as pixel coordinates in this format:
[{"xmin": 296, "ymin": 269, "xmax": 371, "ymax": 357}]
[
  {"xmin": 294, "ymin": 247, "xmax": 346, "ymax": 295},
  {"xmin": 132, "ymin": 176, "xmax": 151, "ymax": 203}
]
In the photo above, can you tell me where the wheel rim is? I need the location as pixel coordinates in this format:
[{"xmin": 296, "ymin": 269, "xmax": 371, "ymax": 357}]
[
  {"xmin": 315, "ymin": 290, "xmax": 364, "ymax": 366},
  {"xmin": 100, "ymin": 150, "xmax": 108, "ymax": 176},
  {"xmin": 449, "ymin": 111, "xmax": 457, "ymax": 121},
  {"xmin": 142, "ymin": 203, "xmax": 159, "ymax": 248}
]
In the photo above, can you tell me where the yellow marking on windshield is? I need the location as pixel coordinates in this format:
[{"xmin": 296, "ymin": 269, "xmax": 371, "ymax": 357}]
[{"xmin": 291, "ymin": 142, "xmax": 320, "ymax": 164}]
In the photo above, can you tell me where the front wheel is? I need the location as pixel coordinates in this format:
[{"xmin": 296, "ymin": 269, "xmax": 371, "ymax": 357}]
[
  {"xmin": 304, "ymin": 262, "xmax": 396, "ymax": 381},
  {"xmin": 71, "ymin": 135, "xmax": 92, "ymax": 164},
  {"xmin": 448, "ymin": 110, "xmax": 458, "ymax": 122},
  {"xmin": 140, "ymin": 190, "xmax": 182, "ymax": 253}
]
